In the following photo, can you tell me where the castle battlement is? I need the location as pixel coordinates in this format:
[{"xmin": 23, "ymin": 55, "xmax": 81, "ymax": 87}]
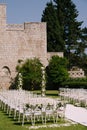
[{"xmin": 6, "ymin": 24, "xmax": 24, "ymax": 31}]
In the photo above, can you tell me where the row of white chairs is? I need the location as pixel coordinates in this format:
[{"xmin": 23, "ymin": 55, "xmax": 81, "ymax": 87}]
[
  {"xmin": 0, "ymin": 89, "xmax": 65, "ymax": 125},
  {"xmin": 59, "ymin": 88, "xmax": 87, "ymax": 106}
]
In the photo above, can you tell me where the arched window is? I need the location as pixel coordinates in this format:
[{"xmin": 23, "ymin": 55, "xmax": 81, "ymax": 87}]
[{"xmin": 1, "ymin": 66, "xmax": 11, "ymax": 77}]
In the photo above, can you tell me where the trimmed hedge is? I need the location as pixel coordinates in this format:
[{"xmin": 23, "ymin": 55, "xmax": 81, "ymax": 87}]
[{"xmin": 62, "ymin": 78, "xmax": 87, "ymax": 88}]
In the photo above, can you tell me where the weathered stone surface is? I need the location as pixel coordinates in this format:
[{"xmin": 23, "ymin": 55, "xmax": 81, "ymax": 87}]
[{"xmin": 0, "ymin": 4, "xmax": 63, "ymax": 89}]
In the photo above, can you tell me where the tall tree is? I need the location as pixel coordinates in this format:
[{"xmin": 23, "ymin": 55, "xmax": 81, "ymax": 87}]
[
  {"xmin": 41, "ymin": 0, "xmax": 87, "ymax": 72},
  {"xmin": 41, "ymin": 0, "xmax": 87, "ymax": 69},
  {"xmin": 41, "ymin": 1, "xmax": 65, "ymax": 52},
  {"xmin": 54, "ymin": 0, "xmax": 83, "ymax": 63},
  {"xmin": 46, "ymin": 55, "xmax": 69, "ymax": 89},
  {"xmin": 70, "ymin": 27, "xmax": 87, "ymax": 74}
]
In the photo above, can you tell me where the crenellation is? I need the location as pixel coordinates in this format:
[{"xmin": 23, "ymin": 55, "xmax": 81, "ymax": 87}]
[{"xmin": 6, "ymin": 24, "xmax": 24, "ymax": 31}]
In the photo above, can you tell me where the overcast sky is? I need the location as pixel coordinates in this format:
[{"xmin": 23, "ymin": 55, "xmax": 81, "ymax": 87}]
[{"xmin": 2, "ymin": 0, "xmax": 87, "ymax": 28}]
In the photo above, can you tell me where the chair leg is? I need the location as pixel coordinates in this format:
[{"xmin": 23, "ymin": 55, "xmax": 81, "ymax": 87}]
[{"xmin": 22, "ymin": 114, "xmax": 25, "ymax": 126}]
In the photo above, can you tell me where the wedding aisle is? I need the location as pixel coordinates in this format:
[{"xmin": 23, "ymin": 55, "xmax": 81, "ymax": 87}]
[{"xmin": 65, "ymin": 104, "xmax": 87, "ymax": 126}]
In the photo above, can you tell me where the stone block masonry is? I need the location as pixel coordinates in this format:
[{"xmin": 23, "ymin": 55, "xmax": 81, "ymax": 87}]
[{"xmin": 0, "ymin": 3, "xmax": 63, "ymax": 89}]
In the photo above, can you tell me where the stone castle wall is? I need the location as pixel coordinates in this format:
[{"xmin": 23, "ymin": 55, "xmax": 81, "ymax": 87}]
[{"xmin": 0, "ymin": 4, "xmax": 63, "ymax": 89}]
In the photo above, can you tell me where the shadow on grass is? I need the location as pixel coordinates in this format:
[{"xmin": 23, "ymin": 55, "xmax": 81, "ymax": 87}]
[
  {"xmin": 14, "ymin": 121, "xmax": 22, "ymax": 126},
  {"xmin": 46, "ymin": 93, "xmax": 58, "ymax": 97}
]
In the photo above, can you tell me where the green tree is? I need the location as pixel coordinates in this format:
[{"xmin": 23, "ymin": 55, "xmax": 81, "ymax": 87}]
[
  {"xmin": 54, "ymin": 0, "xmax": 84, "ymax": 66},
  {"xmin": 41, "ymin": 1, "xmax": 65, "ymax": 52},
  {"xmin": 16, "ymin": 58, "xmax": 43, "ymax": 90},
  {"xmin": 68, "ymin": 27, "xmax": 87, "ymax": 72},
  {"xmin": 41, "ymin": 0, "xmax": 87, "ymax": 70},
  {"xmin": 46, "ymin": 56, "xmax": 69, "ymax": 89}
]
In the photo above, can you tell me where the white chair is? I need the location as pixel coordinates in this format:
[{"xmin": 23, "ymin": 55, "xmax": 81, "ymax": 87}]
[
  {"xmin": 22, "ymin": 104, "xmax": 34, "ymax": 126},
  {"xmin": 55, "ymin": 102, "xmax": 66, "ymax": 122},
  {"xmin": 33, "ymin": 104, "xmax": 44, "ymax": 125},
  {"xmin": 44, "ymin": 104, "xmax": 55, "ymax": 124}
]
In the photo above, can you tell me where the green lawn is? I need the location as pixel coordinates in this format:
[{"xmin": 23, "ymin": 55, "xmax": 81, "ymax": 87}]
[
  {"xmin": 30, "ymin": 125, "xmax": 87, "ymax": 130},
  {"xmin": 33, "ymin": 90, "xmax": 59, "ymax": 98},
  {"xmin": 0, "ymin": 109, "xmax": 87, "ymax": 130},
  {"xmin": 0, "ymin": 110, "xmax": 26, "ymax": 130},
  {"xmin": 0, "ymin": 90, "xmax": 87, "ymax": 130}
]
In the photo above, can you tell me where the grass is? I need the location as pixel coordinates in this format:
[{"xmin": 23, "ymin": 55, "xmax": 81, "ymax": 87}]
[
  {"xmin": 33, "ymin": 90, "xmax": 59, "ymax": 98},
  {"xmin": 0, "ymin": 109, "xmax": 87, "ymax": 130},
  {"xmin": 0, "ymin": 109, "xmax": 27, "ymax": 130},
  {"xmin": 0, "ymin": 110, "xmax": 87, "ymax": 130},
  {"xmin": 29, "ymin": 124, "xmax": 87, "ymax": 130},
  {"xmin": 0, "ymin": 90, "xmax": 87, "ymax": 130}
]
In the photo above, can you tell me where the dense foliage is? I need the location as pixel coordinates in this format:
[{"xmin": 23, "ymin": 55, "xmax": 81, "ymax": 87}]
[
  {"xmin": 62, "ymin": 77, "xmax": 87, "ymax": 89},
  {"xmin": 15, "ymin": 58, "xmax": 43, "ymax": 90},
  {"xmin": 46, "ymin": 56, "xmax": 69, "ymax": 90},
  {"xmin": 41, "ymin": 1, "xmax": 65, "ymax": 52}
]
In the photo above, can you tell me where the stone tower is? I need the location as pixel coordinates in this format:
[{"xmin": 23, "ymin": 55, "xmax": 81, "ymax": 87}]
[
  {"xmin": 0, "ymin": 4, "xmax": 63, "ymax": 89},
  {"xmin": 0, "ymin": 4, "xmax": 6, "ymax": 30}
]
